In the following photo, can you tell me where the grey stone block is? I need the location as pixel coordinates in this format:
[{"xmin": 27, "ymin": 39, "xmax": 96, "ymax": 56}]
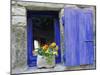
[
  {"xmin": 11, "ymin": 0, "xmax": 16, "ymax": 5},
  {"xmin": 11, "ymin": 26, "xmax": 27, "ymax": 69},
  {"xmin": 16, "ymin": 1, "xmax": 64, "ymax": 11},
  {"xmin": 12, "ymin": 5, "xmax": 26, "ymax": 16},
  {"xmin": 12, "ymin": 16, "xmax": 26, "ymax": 26}
]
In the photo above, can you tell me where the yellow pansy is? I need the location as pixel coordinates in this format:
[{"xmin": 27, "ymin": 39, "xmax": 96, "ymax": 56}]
[
  {"xmin": 53, "ymin": 51, "xmax": 58, "ymax": 55},
  {"xmin": 54, "ymin": 46, "xmax": 59, "ymax": 51},
  {"xmin": 50, "ymin": 42, "xmax": 56, "ymax": 48}
]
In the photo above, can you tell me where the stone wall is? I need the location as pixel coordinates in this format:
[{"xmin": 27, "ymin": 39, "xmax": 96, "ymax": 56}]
[{"xmin": 11, "ymin": 0, "xmax": 27, "ymax": 69}]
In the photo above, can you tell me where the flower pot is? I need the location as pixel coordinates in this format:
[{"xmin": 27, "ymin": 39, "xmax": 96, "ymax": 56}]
[{"xmin": 37, "ymin": 55, "xmax": 55, "ymax": 68}]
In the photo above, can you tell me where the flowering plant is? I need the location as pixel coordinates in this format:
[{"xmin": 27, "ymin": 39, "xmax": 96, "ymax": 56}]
[{"xmin": 33, "ymin": 42, "xmax": 59, "ymax": 65}]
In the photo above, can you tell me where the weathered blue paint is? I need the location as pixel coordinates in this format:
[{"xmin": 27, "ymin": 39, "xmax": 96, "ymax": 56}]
[
  {"xmin": 27, "ymin": 16, "xmax": 37, "ymax": 67},
  {"xmin": 54, "ymin": 18, "xmax": 61, "ymax": 63},
  {"xmin": 63, "ymin": 8, "xmax": 80, "ymax": 66},
  {"xmin": 79, "ymin": 10, "xmax": 94, "ymax": 65},
  {"xmin": 63, "ymin": 8, "xmax": 94, "ymax": 66},
  {"xmin": 27, "ymin": 11, "xmax": 61, "ymax": 67},
  {"xmin": 62, "ymin": 16, "xmax": 64, "ymax": 26}
]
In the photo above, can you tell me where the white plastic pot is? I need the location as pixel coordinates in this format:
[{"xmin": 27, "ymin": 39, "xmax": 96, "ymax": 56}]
[{"xmin": 37, "ymin": 55, "xmax": 55, "ymax": 68}]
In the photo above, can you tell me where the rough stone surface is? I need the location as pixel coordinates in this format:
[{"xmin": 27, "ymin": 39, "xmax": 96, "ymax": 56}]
[
  {"xmin": 16, "ymin": 1, "xmax": 64, "ymax": 8},
  {"xmin": 11, "ymin": 0, "xmax": 17, "ymax": 4},
  {"xmin": 12, "ymin": 64, "xmax": 95, "ymax": 74},
  {"xmin": 11, "ymin": 27, "xmax": 17, "ymax": 69},
  {"xmin": 12, "ymin": 64, "xmax": 66, "ymax": 74},
  {"xmin": 12, "ymin": 16, "xmax": 26, "ymax": 26},
  {"xmin": 12, "ymin": 5, "xmax": 26, "ymax": 16},
  {"xmin": 59, "ymin": 8, "xmax": 64, "ymax": 63},
  {"xmin": 11, "ymin": 26, "xmax": 27, "ymax": 69},
  {"xmin": 15, "ymin": 1, "xmax": 65, "ymax": 11}
]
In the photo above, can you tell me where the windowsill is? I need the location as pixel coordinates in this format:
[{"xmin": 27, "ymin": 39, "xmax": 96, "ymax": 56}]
[
  {"xmin": 12, "ymin": 64, "xmax": 65, "ymax": 74},
  {"xmin": 12, "ymin": 64, "xmax": 95, "ymax": 74}
]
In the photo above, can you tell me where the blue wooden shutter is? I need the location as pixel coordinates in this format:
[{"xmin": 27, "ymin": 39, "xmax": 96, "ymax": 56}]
[{"xmin": 63, "ymin": 7, "xmax": 94, "ymax": 66}]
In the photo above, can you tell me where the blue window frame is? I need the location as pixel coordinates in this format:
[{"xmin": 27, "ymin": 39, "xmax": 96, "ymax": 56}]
[{"xmin": 27, "ymin": 11, "xmax": 61, "ymax": 67}]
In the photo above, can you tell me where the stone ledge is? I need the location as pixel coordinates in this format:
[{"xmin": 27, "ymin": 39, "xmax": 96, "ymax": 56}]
[
  {"xmin": 12, "ymin": 64, "xmax": 95, "ymax": 74},
  {"xmin": 16, "ymin": 1, "xmax": 64, "ymax": 11}
]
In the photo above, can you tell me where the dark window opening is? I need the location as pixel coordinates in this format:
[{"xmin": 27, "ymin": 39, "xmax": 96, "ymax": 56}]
[{"xmin": 32, "ymin": 16, "xmax": 55, "ymax": 50}]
